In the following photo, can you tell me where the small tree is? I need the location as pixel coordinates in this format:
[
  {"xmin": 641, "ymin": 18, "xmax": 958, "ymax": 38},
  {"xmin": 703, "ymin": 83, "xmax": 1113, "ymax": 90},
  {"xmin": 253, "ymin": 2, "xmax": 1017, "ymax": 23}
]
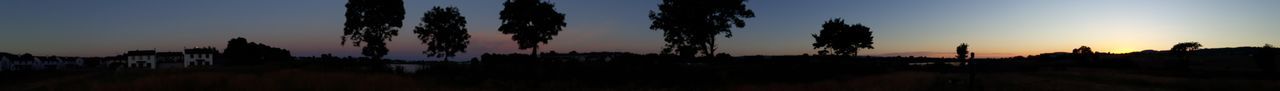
[
  {"xmin": 414, "ymin": 6, "xmax": 470, "ymax": 60},
  {"xmin": 812, "ymin": 18, "xmax": 874, "ymax": 56}
]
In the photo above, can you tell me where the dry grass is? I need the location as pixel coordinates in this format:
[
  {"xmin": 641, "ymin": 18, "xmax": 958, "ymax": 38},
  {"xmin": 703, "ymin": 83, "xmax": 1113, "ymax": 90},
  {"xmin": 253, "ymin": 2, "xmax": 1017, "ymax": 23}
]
[
  {"xmin": 976, "ymin": 68, "xmax": 1280, "ymax": 91},
  {"xmin": 7, "ymin": 67, "xmax": 1279, "ymax": 91},
  {"xmin": 11, "ymin": 69, "xmax": 424, "ymax": 91}
]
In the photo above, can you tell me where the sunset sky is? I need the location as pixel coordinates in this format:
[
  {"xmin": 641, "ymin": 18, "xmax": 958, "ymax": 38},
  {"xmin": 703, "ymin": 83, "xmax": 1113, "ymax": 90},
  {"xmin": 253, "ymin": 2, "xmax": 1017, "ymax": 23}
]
[{"xmin": 2, "ymin": 0, "xmax": 1278, "ymax": 60}]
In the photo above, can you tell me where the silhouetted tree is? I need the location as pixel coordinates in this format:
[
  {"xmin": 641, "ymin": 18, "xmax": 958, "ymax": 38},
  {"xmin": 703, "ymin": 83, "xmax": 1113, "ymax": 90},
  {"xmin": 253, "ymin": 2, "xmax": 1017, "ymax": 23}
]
[
  {"xmin": 1256, "ymin": 44, "xmax": 1275, "ymax": 72},
  {"xmin": 223, "ymin": 37, "xmax": 293, "ymax": 65},
  {"xmin": 1073, "ymin": 46, "xmax": 1093, "ymax": 54},
  {"xmin": 649, "ymin": 0, "xmax": 755, "ymax": 57},
  {"xmin": 1170, "ymin": 42, "xmax": 1201, "ymax": 70},
  {"xmin": 499, "ymin": 0, "xmax": 566, "ymax": 57},
  {"xmin": 812, "ymin": 18, "xmax": 873, "ymax": 56},
  {"xmin": 969, "ymin": 52, "xmax": 976, "ymax": 60},
  {"xmin": 343, "ymin": 0, "xmax": 405, "ymax": 60},
  {"xmin": 224, "ymin": 38, "xmax": 252, "ymax": 64},
  {"xmin": 956, "ymin": 43, "xmax": 969, "ymax": 59},
  {"xmin": 1171, "ymin": 42, "xmax": 1202, "ymax": 52},
  {"xmin": 414, "ymin": 6, "xmax": 470, "ymax": 59},
  {"xmin": 1073, "ymin": 46, "xmax": 1095, "ymax": 62}
]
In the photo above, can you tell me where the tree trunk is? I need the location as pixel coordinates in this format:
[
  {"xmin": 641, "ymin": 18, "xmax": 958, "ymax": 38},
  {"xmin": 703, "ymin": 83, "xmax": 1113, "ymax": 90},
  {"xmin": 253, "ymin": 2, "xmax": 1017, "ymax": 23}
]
[
  {"xmin": 706, "ymin": 38, "xmax": 717, "ymax": 57},
  {"xmin": 532, "ymin": 46, "xmax": 539, "ymax": 58}
]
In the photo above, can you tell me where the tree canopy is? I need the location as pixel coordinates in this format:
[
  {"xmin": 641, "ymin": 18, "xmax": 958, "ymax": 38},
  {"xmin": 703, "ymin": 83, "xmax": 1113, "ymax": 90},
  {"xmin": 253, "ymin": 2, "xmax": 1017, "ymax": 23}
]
[
  {"xmin": 1073, "ymin": 46, "xmax": 1093, "ymax": 54},
  {"xmin": 1171, "ymin": 42, "xmax": 1202, "ymax": 52},
  {"xmin": 414, "ymin": 6, "xmax": 470, "ymax": 58},
  {"xmin": 812, "ymin": 18, "xmax": 873, "ymax": 56},
  {"xmin": 499, "ymin": 0, "xmax": 566, "ymax": 56},
  {"xmin": 649, "ymin": 0, "xmax": 755, "ymax": 57},
  {"xmin": 343, "ymin": 0, "xmax": 404, "ymax": 59}
]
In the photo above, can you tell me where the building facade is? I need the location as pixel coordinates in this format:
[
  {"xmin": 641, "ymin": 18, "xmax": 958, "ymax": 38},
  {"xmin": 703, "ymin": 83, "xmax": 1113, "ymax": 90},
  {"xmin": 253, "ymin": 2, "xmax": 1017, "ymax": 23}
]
[
  {"xmin": 126, "ymin": 50, "xmax": 157, "ymax": 69},
  {"xmin": 124, "ymin": 47, "xmax": 219, "ymax": 69},
  {"xmin": 184, "ymin": 48, "xmax": 217, "ymax": 67}
]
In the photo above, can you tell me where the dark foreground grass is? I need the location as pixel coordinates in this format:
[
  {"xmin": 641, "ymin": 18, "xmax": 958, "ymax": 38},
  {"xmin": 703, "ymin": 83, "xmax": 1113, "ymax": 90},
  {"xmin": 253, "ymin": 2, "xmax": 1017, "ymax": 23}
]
[
  {"xmin": 3, "ymin": 68, "xmax": 423, "ymax": 91},
  {"xmin": 3, "ymin": 63, "xmax": 1279, "ymax": 91}
]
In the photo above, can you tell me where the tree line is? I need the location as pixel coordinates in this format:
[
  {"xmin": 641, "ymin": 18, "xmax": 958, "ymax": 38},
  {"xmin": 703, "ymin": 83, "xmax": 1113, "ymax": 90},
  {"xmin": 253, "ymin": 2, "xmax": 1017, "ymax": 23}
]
[{"xmin": 338, "ymin": 0, "xmax": 879, "ymax": 60}]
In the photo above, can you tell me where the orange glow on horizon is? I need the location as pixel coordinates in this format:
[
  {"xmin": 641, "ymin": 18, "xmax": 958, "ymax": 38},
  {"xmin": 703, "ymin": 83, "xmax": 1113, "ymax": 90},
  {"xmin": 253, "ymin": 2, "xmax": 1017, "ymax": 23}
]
[{"xmin": 1103, "ymin": 48, "xmax": 1141, "ymax": 53}]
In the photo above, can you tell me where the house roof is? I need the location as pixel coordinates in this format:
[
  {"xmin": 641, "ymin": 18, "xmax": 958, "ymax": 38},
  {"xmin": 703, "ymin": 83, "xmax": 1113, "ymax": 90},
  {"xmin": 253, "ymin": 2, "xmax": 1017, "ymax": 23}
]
[
  {"xmin": 126, "ymin": 50, "xmax": 156, "ymax": 56},
  {"xmin": 38, "ymin": 57, "xmax": 60, "ymax": 61},
  {"xmin": 157, "ymin": 52, "xmax": 183, "ymax": 56},
  {"xmin": 184, "ymin": 47, "xmax": 218, "ymax": 54}
]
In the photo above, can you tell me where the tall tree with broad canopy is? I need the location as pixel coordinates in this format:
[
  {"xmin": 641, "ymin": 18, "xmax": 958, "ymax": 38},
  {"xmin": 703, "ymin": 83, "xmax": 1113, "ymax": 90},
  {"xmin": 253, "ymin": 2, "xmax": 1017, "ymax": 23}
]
[
  {"xmin": 499, "ymin": 0, "xmax": 566, "ymax": 57},
  {"xmin": 812, "ymin": 18, "xmax": 873, "ymax": 56},
  {"xmin": 649, "ymin": 0, "xmax": 755, "ymax": 57},
  {"xmin": 343, "ymin": 0, "xmax": 404, "ymax": 60},
  {"xmin": 414, "ymin": 6, "xmax": 470, "ymax": 60}
]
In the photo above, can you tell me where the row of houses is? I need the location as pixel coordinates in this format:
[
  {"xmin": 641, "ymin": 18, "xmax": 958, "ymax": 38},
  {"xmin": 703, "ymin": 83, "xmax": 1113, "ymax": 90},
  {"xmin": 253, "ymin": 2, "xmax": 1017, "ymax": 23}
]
[
  {"xmin": 0, "ymin": 47, "xmax": 219, "ymax": 71},
  {"xmin": 121, "ymin": 47, "xmax": 218, "ymax": 69},
  {"xmin": 0, "ymin": 56, "xmax": 83, "ymax": 71}
]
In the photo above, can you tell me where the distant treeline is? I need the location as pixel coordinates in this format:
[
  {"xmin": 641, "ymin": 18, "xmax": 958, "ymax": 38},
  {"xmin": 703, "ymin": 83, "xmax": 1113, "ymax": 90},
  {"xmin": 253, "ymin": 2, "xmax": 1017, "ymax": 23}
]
[{"xmin": 222, "ymin": 37, "xmax": 293, "ymax": 65}]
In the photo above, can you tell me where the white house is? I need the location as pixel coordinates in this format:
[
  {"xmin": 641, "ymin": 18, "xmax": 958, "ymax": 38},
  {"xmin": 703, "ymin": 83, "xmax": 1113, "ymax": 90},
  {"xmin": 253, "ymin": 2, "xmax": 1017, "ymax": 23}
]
[
  {"xmin": 124, "ymin": 47, "xmax": 218, "ymax": 69},
  {"xmin": 126, "ymin": 50, "xmax": 157, "ymax": 69},
  {"xmin": 183, "ymin": 47, "xmax": 217, "ymax": 67}
]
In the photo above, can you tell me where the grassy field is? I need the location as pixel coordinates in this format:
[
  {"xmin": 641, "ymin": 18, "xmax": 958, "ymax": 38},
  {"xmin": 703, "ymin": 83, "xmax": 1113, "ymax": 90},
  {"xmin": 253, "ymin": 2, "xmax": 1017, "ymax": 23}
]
[
  {"xmin": 2, "ymin": 66, "xmax": 1278, "ymax": 91},
  {"xmin": 2, "ymin": 68, "xmax": 424, "ymax": 91}
]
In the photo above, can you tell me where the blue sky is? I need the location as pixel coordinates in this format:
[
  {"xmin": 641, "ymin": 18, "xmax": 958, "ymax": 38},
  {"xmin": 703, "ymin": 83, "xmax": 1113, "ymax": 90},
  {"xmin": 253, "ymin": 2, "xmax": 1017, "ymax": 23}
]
[{"xmin": 2, "ymin": 0, "xmax": 1278, "ymax": 60}]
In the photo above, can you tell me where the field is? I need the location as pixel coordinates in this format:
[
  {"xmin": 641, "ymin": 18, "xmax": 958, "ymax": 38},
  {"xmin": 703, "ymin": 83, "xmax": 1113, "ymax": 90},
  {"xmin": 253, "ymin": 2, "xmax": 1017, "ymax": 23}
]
[{"xmin": 2, "ymin": 61, "xmax": 1279, "ymax": 91}]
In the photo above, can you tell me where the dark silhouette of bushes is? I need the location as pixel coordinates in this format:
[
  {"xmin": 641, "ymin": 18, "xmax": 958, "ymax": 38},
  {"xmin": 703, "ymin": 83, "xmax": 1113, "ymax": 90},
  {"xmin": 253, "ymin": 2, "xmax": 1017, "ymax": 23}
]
[{"xmin": 222, "ymin": 37, "xmax": 292, "ymax": 65}]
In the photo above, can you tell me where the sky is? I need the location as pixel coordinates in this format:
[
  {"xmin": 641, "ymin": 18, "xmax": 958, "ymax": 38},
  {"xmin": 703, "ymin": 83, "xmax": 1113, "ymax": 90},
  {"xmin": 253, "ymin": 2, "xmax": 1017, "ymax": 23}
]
[{"xmin": 2, "ymin": 0, "xmax": 1278, "ymax": 60}]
